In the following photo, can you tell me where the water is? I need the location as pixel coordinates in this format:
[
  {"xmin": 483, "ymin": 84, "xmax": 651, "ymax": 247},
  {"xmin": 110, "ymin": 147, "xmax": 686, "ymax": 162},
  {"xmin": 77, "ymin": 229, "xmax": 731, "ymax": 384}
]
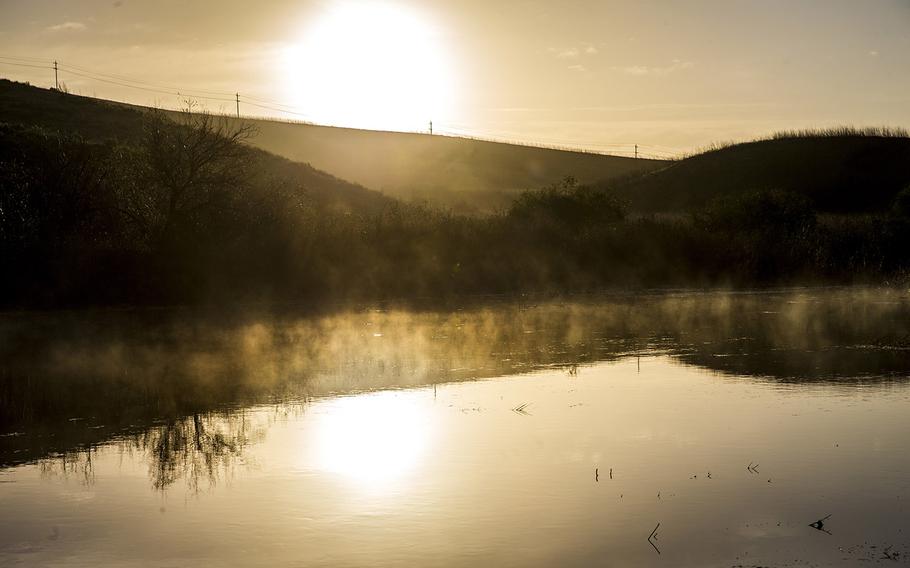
[{"xmin": 2, "ymin": 289, "xmax": 909, "ymax": 566}]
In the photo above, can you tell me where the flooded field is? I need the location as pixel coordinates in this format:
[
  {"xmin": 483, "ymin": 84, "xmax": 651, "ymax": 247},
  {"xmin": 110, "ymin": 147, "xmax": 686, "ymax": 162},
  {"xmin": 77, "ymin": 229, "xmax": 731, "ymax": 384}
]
[{"xmin": 1, "ymin": 288, "xmax": 909, "ymax": 567}]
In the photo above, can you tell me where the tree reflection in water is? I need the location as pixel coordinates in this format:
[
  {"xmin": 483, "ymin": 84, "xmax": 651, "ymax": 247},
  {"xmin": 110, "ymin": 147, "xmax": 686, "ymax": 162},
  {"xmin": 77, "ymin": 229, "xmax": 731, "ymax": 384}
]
[
  {"xmin": 36, "ymin": 408, "xmax": 273, "ymax": 492},
  {"xmin": 40, "ymin": 448, "xmax": 96, "ymax": 486},
  {"xmin": 137, "ymin": 411, "xmax": 258, "ymax": 491}
]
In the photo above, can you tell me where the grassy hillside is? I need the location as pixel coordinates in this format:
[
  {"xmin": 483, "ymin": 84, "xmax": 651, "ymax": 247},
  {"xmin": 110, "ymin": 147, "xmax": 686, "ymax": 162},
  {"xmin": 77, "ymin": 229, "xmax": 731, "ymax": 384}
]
[
  {"xmin": 0, "ymin": 78, "xmax": 663, "ymax": 212},
  {"xmin": 234, "ymin": 117, "xmax": 662, "ymax": 211},
  {"xmin": 606, "ymin": 129, "xmax": 910, "ymax": 213}
]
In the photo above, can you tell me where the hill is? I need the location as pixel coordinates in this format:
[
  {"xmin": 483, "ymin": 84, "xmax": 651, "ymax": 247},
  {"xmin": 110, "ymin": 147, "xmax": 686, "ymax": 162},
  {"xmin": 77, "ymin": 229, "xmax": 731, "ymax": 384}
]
[
  {"xmin": 0, "ymin": 78, "xmax": 663, "ymax": 213},
  {"xmin": 231, "ymin": 117, "xmax": 662, "ymax": 212},
  {"xmin": 0, "ymin": 79, "xmax": 390, "ymax": 215},
  {"xmin": 605, "ymin": 130, "xmax": 910, "ymax": 213}
]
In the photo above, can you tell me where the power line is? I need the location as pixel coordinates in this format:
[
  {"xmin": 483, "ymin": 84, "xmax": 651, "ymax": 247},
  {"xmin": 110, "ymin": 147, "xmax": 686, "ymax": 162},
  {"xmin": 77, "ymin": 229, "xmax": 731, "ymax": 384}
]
[
  {"xmin": 58, "ymin": 61, "xmax": 239, "ymax": 97},
  {"xmin": 240, "ymin": 97, "xmax": 314, "ymax": 116},
  {"xmin": 46, "ymin": 59, "xmax": 317, "ymax": 115},
  {"xmin": 434, "ymin": 127, "xmax": 664, "ymax": 158},
  {"xmin": 0, "ymin": 54, "xmax": 685, "ymax": 158},
  {"xmin": 57, "ymin": 67, "xmax": 237, "ymax": 102},
  {"xmin": 0, "ymin": 60, "xmax": 50, "ymax": 70},
  {"xmin": 436, "ymin": 122, "xmax": 681, "ymax": 153},
  {"xmin": 0, "ymin": 54, "xmax": 239, "ymax": 98},
  {"xmin": 239, "ymin": 99, "xmax": 317, "ymax": 122},
  {"xmin": 435, "ymin": 124, "xmax": 681, "ymax": 158},
  {"xmin": 0, "ymin": 55, "xmax": 54, "ymax": 64},
  {"xmin": 242, "ymin": 93, "xmax": 309, "ymax": 108},
  {"xmin": 0, "ymin": 55, "xmax": 244, "ymax": 102},
  {"xmin": 436, "ymin": 118, "xmax": 686, "ymax": 152}
]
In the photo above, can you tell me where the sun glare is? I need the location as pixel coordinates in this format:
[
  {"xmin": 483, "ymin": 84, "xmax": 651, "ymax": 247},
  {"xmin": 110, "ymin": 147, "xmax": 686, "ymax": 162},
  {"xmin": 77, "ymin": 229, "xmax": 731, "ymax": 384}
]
[
  {"xmin": 310, "ymin": 390, "xmax": 432, "ymax": 488},
  {"xmin": 282, "ymin": 2, "xmax": 455, "ymax": 132}
]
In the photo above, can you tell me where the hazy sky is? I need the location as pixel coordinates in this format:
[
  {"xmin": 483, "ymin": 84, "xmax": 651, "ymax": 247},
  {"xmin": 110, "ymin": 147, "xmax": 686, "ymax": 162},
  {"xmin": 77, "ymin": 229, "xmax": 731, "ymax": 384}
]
[{"xmin": 1, "ymin": 0, "xmax": 909, "ymax": 156}]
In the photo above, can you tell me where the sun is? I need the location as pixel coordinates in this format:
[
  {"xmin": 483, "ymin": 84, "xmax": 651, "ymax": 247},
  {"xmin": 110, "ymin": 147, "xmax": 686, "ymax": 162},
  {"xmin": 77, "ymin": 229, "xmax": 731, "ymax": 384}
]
[
  {"xmin": 282, "ymin": 1, "xmax": 455, "ymax": 132},
  {"xmin": 309, "ymin": 390, "xmax": 432, "ymax": 489}
]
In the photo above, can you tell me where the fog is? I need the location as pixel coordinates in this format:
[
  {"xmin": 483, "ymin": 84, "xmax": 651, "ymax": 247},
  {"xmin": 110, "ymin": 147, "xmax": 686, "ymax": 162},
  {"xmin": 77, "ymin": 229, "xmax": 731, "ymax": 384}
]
[{"xmin": 3, "ymin": 288, "xmax": 909, "ymax": 469}]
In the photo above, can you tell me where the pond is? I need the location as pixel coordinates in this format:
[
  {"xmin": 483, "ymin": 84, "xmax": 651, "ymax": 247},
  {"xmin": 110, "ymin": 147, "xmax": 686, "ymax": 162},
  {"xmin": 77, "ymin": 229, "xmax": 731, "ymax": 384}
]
[{"xmin": 1, "ymin": 288, "xmax": 909, "ymax": 566}]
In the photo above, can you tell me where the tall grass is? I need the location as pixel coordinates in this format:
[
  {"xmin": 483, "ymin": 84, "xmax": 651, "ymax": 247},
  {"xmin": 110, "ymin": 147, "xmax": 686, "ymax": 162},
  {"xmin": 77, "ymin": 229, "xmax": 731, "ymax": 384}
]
[
  {"xmin": 682, "ymin": 125, "xmax": 910, "ymax": 159},
  {"xmin": 771, "ymin": 126, "xmax": 910, "ymax": 140}
]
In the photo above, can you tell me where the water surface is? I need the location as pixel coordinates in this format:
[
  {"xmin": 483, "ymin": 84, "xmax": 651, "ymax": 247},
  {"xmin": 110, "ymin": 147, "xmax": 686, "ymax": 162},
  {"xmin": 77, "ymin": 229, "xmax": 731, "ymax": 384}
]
[{"xmin": 1, "ymin": 289, "xmax": 909, "ymax": 566}]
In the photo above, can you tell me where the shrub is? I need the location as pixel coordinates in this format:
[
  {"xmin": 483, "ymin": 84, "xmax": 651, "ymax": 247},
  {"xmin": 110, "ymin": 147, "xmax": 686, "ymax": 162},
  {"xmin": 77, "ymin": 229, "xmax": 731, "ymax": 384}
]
[{"xmin": 509, "ymin": 177, "xmax": 627, "ymax": 230}]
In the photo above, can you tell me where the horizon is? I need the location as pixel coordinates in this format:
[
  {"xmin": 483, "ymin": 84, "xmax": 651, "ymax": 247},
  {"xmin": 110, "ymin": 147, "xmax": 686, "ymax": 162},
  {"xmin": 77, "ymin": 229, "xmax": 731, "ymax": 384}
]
[{"xmin": 2, "ymin": 0, "xmax": 909, "ymax": 155}]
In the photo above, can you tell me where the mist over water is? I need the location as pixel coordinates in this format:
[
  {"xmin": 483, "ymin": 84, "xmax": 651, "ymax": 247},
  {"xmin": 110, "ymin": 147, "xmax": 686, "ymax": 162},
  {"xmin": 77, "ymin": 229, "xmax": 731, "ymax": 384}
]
[{"xmin": 1, "ymin": 288, "xmax": 910, "ymax": 566}]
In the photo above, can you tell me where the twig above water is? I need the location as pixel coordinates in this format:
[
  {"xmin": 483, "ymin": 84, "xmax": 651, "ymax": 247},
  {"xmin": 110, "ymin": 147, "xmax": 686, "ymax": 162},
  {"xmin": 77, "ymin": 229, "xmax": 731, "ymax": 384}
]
[
  {"xmin": 648, "ymin": 523, "xmax": 661, "ymax": 554},
  {"xmin": 809, "ymin": 514, "xmax": 833, "ymax": 535},
  {"xmin": 511, "ymin": 403, "xmax": 531, "ymax": 415}
]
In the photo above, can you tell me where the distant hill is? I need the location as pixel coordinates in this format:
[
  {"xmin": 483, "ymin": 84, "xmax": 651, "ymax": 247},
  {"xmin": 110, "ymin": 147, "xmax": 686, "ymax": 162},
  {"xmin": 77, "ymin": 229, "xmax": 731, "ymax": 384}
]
[
  {"xmin": 0, "ymin": 78, "xmax": 663, "ymax": 213},
  {"xmin": 606, "ymin": 130, "xmax": 910, "ymax": 213},
  {"xmin": 230, "ymin": 117, "xmax": 663, "ymax": 212}
]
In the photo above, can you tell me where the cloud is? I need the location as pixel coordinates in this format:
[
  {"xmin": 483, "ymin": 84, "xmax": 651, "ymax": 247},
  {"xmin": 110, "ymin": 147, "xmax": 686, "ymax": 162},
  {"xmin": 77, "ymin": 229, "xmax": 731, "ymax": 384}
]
[
  {"xmin": 549, "ymin": 44, "xmax": 598, "ymax": 59},
  {"xmin": 612, "ymin": 59, "xmax": 694, "ymax": 76},
  {"xmin": 868, "ymin": 50, "xmax": 879, "ymax": 57},
  {"xmin": 615, "ymin": 65, "xmax": 650, "ymax": 76},
  {"xmin": 550, "ymin": 47, "xmax": 580, "ymax": 59},
  {"xmin": 45, "ymin": 21, "xmax": 86, "ymax": 32},
  {"xmin": 567, "ymin": 64, "xmax": 587, "ymax": 72}
]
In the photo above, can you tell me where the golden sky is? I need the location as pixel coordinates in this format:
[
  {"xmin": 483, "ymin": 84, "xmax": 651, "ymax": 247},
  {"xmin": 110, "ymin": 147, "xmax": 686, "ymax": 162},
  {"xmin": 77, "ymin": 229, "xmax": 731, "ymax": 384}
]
[{"xmin": 1, "ymin": 0, "xmax": 909, "ymax": 156}]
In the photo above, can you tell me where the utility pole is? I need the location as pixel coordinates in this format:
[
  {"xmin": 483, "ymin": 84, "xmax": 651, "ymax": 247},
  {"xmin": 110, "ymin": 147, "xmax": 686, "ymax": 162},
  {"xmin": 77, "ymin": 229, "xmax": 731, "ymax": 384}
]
[
  {"xmin": 53, "ymin": 60, "xmax": 58, "ymax": 90},
  {"xmin": 235, "ymin": 93, "xmax": 240, "ymax": 118},
  {"xmin": 634, "ymin": 144, "xmax": 639, "ymax": 159},
  {"xmin": 429, "ymin": 120, "xmax": 433, "ymax": 135}
]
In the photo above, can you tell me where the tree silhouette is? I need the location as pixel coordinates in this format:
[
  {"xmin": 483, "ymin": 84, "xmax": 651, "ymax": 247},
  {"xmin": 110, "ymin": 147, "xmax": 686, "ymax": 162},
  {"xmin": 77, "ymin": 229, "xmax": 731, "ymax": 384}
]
[{"xmin": 118, "ymin": 105, "xmax": 257, "ymax": 250}]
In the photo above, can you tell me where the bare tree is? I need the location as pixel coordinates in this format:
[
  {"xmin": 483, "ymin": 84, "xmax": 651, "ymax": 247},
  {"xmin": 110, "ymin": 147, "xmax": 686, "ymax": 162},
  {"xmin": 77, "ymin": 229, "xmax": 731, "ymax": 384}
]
[{"xmin": 118, "ymin": 103, "xmax": 258, "ymax": 249}]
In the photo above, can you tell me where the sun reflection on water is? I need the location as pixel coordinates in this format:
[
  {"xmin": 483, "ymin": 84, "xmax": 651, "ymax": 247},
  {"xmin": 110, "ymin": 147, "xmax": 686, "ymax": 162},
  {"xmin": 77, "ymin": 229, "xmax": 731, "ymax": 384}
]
[{"xmin": 310, "ymin": 390, "xmax": 432, "ymax": 488}]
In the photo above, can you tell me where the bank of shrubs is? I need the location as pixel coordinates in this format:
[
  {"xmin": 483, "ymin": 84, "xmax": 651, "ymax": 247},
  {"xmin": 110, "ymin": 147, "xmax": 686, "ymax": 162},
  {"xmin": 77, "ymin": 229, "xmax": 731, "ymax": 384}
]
[{"xmin": 2, "ymin": 114, "xmax": 910, "ymax": 308}]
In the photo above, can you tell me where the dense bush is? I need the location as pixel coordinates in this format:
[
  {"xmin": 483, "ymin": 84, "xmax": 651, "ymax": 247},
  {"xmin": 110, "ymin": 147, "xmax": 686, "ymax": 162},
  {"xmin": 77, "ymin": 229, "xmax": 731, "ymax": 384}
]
[{"xmin": 509, "ymin": 177, "xmax": 626, "ymax": 229}]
